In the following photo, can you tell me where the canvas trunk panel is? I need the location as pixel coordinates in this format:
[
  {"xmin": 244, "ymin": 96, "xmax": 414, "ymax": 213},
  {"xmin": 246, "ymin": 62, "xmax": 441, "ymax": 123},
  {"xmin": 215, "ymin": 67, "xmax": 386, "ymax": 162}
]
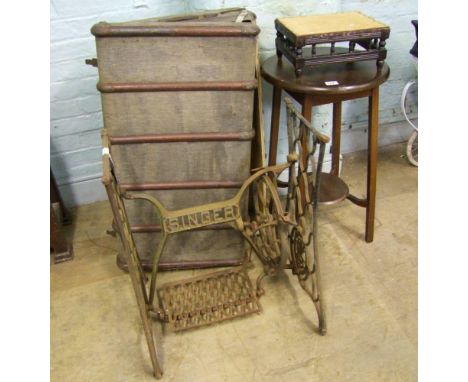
[{"xmin": 90, "ymin": 8, "xmax": 262, "ymax": 270}]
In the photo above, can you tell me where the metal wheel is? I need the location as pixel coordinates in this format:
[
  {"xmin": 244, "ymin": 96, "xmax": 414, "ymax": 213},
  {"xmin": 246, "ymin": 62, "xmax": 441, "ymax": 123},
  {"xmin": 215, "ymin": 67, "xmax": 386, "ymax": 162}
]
[
  {"xmin": 406, "ymin": 130, "xmax": 418, "ymax": 167},
  {"xmin": 401, "ymin": 80, "xmax": 418, "ymax": 167}
]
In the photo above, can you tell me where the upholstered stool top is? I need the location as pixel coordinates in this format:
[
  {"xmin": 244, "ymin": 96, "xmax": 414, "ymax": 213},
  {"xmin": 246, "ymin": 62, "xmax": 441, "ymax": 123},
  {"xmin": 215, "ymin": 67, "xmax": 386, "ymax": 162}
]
[
  {"xmin": 276, "ymin": 11, "xmax": 388, "ymax": 38},
  {"xmin": 275, "ymin": 11, "xmax": 390, "ymax": 75}
]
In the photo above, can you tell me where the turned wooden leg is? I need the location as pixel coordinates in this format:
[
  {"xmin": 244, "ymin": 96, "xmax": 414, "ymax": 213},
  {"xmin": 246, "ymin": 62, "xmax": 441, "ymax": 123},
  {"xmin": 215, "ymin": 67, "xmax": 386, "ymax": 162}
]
[
  {"xmin": 276, "ymin": 32, "xmax": 283, "ymax": 59},
  {"xmin": 331, "ymin": 102, "xmax": 342, "ymax": 176},
  {"xmin": 268, "ymin": 86, "xmax": 282, "ymax": 166},
  {"xmin": 366, "ymin": 87, "xmax": 379, "ymax": 243},
  {"xmin": 299, "ymin": 96, "xmax": 313, "ymax": 206}
]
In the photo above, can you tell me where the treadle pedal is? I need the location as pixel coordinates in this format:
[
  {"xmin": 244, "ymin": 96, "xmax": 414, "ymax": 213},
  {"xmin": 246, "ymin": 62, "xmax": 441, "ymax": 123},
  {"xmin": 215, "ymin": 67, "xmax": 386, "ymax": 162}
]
[{"xmin": 158, "ymin": 268, "xmax": 261, "ymax": 331}]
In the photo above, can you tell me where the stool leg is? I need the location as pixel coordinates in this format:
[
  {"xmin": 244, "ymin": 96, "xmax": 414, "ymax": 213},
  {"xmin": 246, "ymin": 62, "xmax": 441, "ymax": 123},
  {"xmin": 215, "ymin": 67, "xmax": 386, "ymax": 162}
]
[
  {"xmin": 331, "ymin": 102, "xmax": 342, "ymax": 176},
  {"xmin": 366, "ymin": 87, "xmax": 379, "ymax": 243},
  {"xmin": 268, "ymin": 86, "xmax": 282, "ymax": 166}
]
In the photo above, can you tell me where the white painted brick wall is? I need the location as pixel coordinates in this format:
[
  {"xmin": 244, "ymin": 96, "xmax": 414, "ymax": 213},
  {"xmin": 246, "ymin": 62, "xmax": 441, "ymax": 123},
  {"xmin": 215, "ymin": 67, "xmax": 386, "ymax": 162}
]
[
  {"xmin": 50, "ymin": 0, "xmax": 187, "ymax": 206},
  {"xmin": 50, "ymin": 0, "xmax": 418, "ymax": 206}
]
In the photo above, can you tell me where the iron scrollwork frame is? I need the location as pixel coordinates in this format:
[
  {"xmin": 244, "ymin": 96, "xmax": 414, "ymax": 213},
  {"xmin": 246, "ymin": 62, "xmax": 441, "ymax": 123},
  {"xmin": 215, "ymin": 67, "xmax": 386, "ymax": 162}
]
[{"xmin": 101, "ymin": 97, "xmax": 329, "ymax": 378}]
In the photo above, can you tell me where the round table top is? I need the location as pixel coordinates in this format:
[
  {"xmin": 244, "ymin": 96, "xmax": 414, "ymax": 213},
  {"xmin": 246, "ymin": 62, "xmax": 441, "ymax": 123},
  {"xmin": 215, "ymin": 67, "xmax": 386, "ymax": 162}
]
[{"xmin": 261, "ymin": 55, "xmax": 390, "ymax": 96}]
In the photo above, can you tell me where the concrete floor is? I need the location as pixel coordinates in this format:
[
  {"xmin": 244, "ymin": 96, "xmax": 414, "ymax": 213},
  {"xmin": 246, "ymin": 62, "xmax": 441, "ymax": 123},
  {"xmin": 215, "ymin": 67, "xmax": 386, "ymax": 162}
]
[{"xmin": 51, "ymin": 142, "xmax": 417, "ymax": 381}]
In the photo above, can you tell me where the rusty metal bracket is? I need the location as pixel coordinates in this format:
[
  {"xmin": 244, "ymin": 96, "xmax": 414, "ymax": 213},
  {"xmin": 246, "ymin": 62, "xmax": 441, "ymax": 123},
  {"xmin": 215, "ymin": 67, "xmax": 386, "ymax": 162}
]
[{"xmin": 85, "ymin": 58, "xmax": 98, "ymax": 67}]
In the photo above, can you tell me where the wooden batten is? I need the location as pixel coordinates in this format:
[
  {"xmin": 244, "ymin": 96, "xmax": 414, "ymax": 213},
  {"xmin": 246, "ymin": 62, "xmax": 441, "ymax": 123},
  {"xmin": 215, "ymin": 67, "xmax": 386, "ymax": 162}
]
[
  {"xmin": 91, "ymin": 21, "xmax": 260, "ymax": 38},
  {"xmin": 130, "ymin": 223, "xmax": 232, "ymax": 233},
  {"xmin": 97, "ymin": 81, "xmax": 258, "ymax": 93},
  {"xmin": 120, "ymin": 180, "xmax": 244, "ymax": 192},
  {"xmin": 109, "ymin": 131, "xmax": 255, "ymax": 145}
]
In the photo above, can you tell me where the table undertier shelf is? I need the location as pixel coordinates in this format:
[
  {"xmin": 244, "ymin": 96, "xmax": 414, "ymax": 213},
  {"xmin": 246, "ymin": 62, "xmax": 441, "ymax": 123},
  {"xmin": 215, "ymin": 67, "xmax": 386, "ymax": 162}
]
[
  {"xmin": 277, "ymin": 172, "xmax": 349, "ymax": 206},
  {"xmin": 317, "ymin": 173, "xmax": 349, "ymax": 205}
]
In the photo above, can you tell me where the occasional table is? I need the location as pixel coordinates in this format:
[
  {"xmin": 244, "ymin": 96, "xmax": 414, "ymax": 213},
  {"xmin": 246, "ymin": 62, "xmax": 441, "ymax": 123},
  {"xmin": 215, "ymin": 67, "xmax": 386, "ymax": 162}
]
[{"xmin": 261, "ymin": 53, "xmax": 390, "ymax": 242}]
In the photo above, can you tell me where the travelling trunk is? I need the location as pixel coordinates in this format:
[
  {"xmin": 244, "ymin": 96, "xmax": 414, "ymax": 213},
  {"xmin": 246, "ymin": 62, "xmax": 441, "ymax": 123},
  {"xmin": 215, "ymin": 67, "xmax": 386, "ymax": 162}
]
[{"xmin": 90, "ymin": 8, "xmax": 264, "ymax": 270}]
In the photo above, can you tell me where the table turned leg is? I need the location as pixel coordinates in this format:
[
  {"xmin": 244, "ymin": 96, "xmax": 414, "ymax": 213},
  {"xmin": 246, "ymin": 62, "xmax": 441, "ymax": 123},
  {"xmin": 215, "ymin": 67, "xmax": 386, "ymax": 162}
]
[
  {"xmin": 366, "ymin": 87, "xmax": 379, "ymax": 242},
  {"xmin": 300, "ymin": 96, "xmax": 313, "ymax": 155},
  {"xmin": 331, "ymin": 102, "xmax": 342, "ymax": 176},
  {"xmin": 300, "ymin": 96, "xmax": 313, "ymax": 204},
  {"xmin": 268, "ymin": 86, "xmax": 282, "ymax": 166}
]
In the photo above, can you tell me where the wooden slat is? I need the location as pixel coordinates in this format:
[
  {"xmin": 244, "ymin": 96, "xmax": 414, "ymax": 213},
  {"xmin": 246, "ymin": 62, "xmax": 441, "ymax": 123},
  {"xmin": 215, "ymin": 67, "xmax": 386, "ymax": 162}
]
[
  {"xmin": 109, "ymin": 131, "xmax": 255, "ymax": 145},
  {"xmin": 98, "ymin": 81, "xmax": 258, "ymax": 93},
  {"xmin": 120, "ymin": 180, "xmax": 244, "ymax": 191},
  {"xmin": 130, "ymin": 223, "xmax": 232, "ymax": 233},
  {"xmin": 91, "ymin": 21, "xmax": 259, "ymax": 38}
]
